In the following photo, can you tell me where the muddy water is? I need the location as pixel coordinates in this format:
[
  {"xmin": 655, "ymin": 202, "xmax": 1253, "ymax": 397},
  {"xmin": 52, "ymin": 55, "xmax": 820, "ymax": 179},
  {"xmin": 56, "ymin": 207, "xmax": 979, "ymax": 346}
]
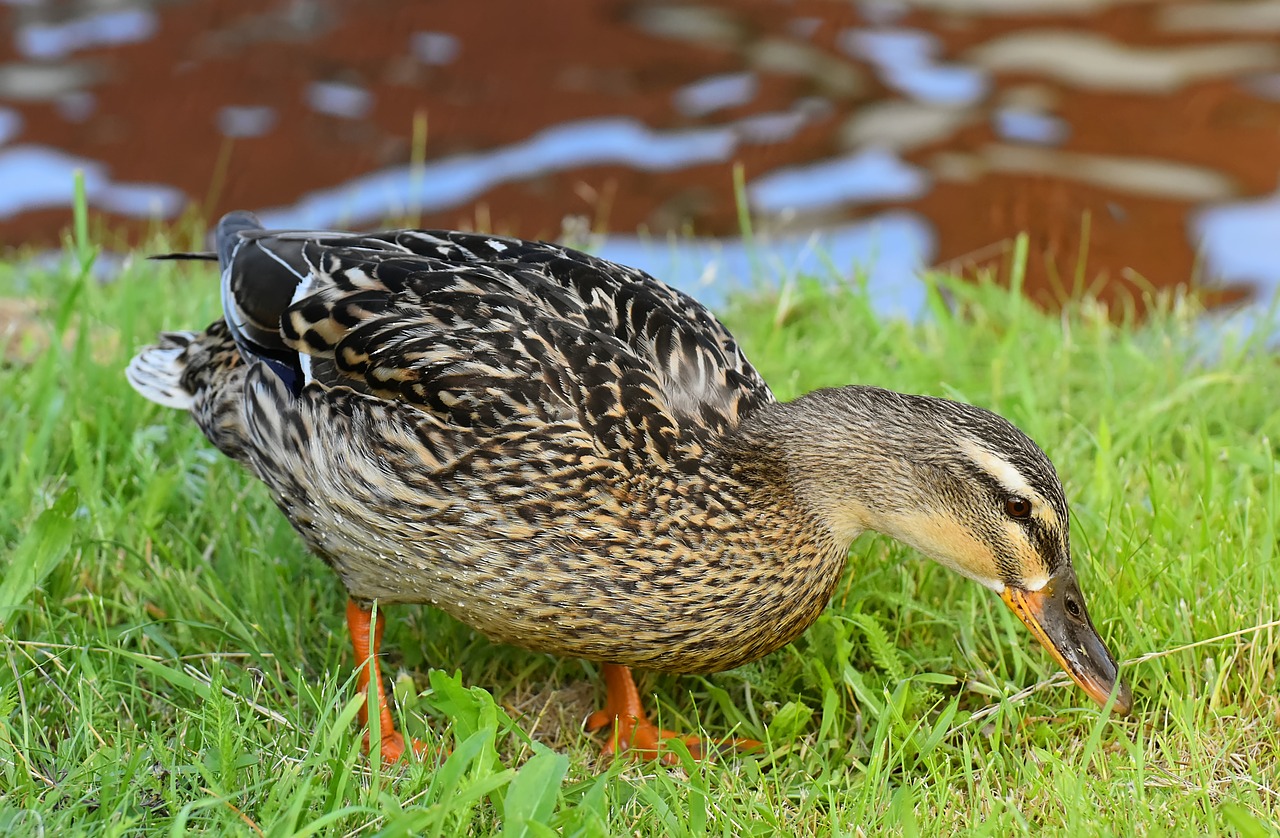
[{"xmin": 1, "ymin": 0, "xmax": 1278, "ymax": 311}]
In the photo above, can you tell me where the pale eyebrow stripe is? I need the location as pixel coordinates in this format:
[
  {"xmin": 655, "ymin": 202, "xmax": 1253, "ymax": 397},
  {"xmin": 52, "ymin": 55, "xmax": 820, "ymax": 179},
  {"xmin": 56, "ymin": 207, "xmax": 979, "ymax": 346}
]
[{"xmin": 959, "ymin": 439, "xmax": 1059, "ymax": 527}]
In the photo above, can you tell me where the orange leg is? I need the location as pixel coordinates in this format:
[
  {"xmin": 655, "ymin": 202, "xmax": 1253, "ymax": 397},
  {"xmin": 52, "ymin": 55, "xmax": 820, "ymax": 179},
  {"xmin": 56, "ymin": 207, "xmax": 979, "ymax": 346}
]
[
  {"xmin": 346, "ymin": 598, "xmax": 427, "ymax": 764},
  {"xmin": 583, "ymin": 664, "xmax": 760, "ymax": 764}
]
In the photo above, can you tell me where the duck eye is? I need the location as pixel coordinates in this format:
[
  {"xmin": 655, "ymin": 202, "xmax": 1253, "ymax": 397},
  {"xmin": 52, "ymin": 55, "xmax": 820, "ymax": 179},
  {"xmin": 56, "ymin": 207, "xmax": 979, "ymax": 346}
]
[{"xmin": 1004, "ymin": 497, "xmax": 1032, "ymax": 519}]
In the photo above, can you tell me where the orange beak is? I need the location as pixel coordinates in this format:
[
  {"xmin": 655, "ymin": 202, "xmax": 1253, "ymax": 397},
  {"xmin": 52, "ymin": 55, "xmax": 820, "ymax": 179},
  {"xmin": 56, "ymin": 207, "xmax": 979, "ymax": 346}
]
[{"xmin": 1000, "ymin": 566, "xmax": 1132, "ymax": 715}]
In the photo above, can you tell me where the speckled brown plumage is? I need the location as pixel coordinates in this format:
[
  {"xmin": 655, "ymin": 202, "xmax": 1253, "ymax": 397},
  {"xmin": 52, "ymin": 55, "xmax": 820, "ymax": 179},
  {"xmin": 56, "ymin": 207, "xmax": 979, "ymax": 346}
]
[
  {"xmin": 127, "ymin": 211, "xmax": 1130, "ymax": 761},
  {"xmin": 135, "ymin": 213, "xmax": 845, "ymax": 673}
]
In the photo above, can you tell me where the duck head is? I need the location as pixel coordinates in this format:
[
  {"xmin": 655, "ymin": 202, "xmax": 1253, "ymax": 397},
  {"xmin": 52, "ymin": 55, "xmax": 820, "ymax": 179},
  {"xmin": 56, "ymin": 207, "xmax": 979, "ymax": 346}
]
[{"xmin": 758, "ymin": 385, "xmax": 1132, "ymax": 715}]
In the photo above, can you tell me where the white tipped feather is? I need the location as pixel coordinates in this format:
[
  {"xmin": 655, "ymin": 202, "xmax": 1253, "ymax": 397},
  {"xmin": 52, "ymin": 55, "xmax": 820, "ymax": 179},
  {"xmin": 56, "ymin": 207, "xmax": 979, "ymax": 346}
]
[
  {"xmin": 289, "ymin": 268, "xmax": 320, "ymax": 386},
  {"xmin": 125, "ymin": 332, "xmax": 196, "ymax": 410}
]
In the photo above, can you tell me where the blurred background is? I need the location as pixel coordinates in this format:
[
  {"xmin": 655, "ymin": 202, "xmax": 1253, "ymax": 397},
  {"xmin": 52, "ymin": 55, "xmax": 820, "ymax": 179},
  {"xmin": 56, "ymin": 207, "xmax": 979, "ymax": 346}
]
[{"xmin": 1, "ymin": 0, "xmax": 1279, "ymax": 314}]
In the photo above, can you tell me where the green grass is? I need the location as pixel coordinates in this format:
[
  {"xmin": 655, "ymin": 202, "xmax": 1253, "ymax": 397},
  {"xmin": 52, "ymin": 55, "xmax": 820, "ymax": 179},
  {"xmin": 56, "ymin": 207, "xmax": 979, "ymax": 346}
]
[{"xmin": 1, "ymin": 229, "xmax": 1278, "ymax": 836}]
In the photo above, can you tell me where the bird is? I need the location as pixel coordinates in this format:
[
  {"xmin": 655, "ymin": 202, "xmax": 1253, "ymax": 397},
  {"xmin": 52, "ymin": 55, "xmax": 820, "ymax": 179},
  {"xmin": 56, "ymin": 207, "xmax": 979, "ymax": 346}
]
[{"xmin": 127, "ymin": 211, "xmax": 1131, "ymax": 764}]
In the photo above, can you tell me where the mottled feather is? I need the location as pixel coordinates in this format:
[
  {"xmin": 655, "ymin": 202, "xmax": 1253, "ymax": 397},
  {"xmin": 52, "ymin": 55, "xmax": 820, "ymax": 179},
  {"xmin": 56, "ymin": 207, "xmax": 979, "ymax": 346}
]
[{"xmin": 131, "ymin": 213, "xmax": 836, "ymax": 673}]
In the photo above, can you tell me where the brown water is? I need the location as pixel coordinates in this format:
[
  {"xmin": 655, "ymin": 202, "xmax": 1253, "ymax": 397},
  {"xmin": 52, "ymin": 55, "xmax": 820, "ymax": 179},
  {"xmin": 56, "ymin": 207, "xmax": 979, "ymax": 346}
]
[{"xmin": 1, "ymin": 0, "xmax": 1278, "ymax": 311}]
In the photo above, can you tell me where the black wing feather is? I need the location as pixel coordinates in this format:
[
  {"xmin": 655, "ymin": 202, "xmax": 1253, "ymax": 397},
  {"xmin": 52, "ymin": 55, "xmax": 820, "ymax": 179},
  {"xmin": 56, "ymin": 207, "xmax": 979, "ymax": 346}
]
[{"xmin": 196, "ymin": 213, "xmax": 774, "ymax": 464}]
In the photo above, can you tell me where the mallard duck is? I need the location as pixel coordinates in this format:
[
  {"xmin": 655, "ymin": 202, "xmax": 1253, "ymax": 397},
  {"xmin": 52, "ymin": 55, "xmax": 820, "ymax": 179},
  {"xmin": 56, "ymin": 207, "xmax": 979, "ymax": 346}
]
[{"xmin": 127, "ymin": 211, "xmax": 1131, "ymax": 763}]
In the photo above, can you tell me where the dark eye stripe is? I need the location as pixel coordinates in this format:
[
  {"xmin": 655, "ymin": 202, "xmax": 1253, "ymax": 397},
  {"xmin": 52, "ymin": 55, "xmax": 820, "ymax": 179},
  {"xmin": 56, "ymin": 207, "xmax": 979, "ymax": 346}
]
[{"xmin": 960, "ymin": 461, "xmax": 1008, "ymax": 500}]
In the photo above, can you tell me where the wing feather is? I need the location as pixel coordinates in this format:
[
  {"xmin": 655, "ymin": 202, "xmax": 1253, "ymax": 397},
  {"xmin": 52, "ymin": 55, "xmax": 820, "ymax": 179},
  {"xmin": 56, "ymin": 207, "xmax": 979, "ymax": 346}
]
[{"xmin": 212, "ymin": 215, "xmax": 774, "ymax": 467}]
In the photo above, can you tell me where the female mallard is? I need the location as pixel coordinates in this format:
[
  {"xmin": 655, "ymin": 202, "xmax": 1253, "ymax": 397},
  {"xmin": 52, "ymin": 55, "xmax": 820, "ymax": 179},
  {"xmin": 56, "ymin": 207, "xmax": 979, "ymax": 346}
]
[{"xmin": 128, "ymin": 211, "xmax": 1130, "ymax": 763}]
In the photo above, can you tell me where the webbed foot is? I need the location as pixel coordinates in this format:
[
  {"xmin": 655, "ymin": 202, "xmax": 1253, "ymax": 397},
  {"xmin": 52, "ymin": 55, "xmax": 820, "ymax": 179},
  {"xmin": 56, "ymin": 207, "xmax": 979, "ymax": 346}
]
[{"xmin": 584, "ymin": 663, "xmax": 760, "ymax": 764}]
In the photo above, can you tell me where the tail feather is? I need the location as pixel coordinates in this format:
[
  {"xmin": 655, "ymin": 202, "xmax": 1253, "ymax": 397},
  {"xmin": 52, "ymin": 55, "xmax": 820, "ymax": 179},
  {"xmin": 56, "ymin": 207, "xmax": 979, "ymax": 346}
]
[
  {"xmin": 146, "ymin": 210, "xmax": 262, "ymax": 264},
  {"xmin": 125, "ymin": 331, "xmax": 198, "ymax": 410},
  {"xmin": 148, "ymin": 252, "xmax": 217, "ymax": 261},
  {"xmin": 128, "ymin": 211, "xmax": 307, "ymax": 418},
  {"xmin": 127, "ymin": 322, "xmax": 252, "ymax": 462}
]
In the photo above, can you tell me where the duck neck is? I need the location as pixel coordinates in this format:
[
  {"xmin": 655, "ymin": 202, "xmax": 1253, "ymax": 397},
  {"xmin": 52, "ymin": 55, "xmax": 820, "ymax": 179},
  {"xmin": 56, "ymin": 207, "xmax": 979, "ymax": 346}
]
[{"xmin": 723, "ymin": 386, "xmax": 946, "ymax": 549}]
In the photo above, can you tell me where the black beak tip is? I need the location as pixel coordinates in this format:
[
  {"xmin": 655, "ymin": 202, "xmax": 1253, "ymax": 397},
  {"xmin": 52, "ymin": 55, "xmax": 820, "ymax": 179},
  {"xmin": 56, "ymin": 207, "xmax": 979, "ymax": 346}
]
[
  {"xmin": 1005, "ymin": 568, "xmax": 1134, "ymax": 717},
  {"xmin": 1109, "ymin": 679, "xmax": 1133, "ymax": 717}
]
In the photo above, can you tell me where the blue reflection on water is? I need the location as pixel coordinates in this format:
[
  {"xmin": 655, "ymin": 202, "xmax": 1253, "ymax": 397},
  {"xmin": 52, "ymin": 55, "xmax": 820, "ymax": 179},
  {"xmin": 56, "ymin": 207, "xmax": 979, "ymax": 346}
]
[
  {"xmin": 1193, "ymin": 189, "xmax": 1280, "ymax": 301},
  {"xmin": 840, "ymin": 28, "xmax": 987, "ymax": 105},
  {"xmin": 748, "ymin": 148, "xmax": 927, "ymax": 213},
  {"xmin": 411, "ymin": 32, "xmax": 460, "ymax": 66},
  {"xmin": 17, "ymin": 7, "xmax": 157, "ymax": 59},
  {"xmin": 994, "ymin": 108, "xmax": 1069, "ymax": 146},
  {"xmin": 734, "ymin": 108, "xmax": 811, "ymax": 144},
  {"xmin": 594, "ymin": 210, "xmax": 934, "ymax": 315},
  {"xmin": 218, "ymin": 105, "xmax": 277, "ymax": 138},
  {"xmin": 0, "ymin": 145, "xmax": 184, "ymax": 219},
  {"xmin": 306, "ymin": 82, "xmax": 373, "ymax": 119},
  {"xmin": 257, "ymin": 117, "xmax": 739, "ymax": 228},
  {"xmin": 675, "ymin": 72, "xmax": 758, "ymax": 117}
]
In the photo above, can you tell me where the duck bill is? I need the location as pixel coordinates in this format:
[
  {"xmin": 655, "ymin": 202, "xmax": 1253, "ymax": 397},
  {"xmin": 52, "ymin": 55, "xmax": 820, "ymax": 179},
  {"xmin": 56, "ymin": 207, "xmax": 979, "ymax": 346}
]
[{"xmin": 999, "ymin": 567, "xmax": 1132, "ymax": 715}]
